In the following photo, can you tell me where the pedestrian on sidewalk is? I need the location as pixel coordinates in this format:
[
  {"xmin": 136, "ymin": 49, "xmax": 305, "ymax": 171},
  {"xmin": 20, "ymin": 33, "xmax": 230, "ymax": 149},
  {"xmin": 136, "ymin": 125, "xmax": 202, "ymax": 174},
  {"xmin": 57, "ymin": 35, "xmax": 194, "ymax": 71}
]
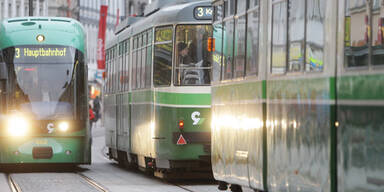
[{"xmin": 89, "ymin": 104, "xmax": 95, "ymax": 129}]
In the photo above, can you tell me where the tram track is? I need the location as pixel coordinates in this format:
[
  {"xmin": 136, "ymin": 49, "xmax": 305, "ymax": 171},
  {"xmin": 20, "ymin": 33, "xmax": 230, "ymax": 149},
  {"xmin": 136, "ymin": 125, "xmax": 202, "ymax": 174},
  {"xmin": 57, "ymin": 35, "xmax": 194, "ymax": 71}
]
[
  {"xmin": 7, "ymin": 172, "xmax": 109, "ymax": 192},
  {"xmin": 76, "ymin": 172, "xmax": 109, "ymax": 192},
  {"xmin": 7, "ymin": 174, "xmax": 22, "ymax": 192},
  {"xmin": 171, "ymin": 183, "xmax": 197, "ymax": 192}
]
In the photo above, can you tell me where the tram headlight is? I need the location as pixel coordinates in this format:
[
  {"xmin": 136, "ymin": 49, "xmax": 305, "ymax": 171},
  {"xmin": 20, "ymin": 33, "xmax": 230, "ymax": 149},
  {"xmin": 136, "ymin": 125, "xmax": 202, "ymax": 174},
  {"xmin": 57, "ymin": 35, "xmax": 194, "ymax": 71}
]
[
  {"xmin": 7, "ymin": 116, "xmax": 29, "ymax": 137},
  {"xmin": 58, "ymin": 122, "xmax": 69, "ymax": 132},
  {"xmin": 36, "ymin": 34, "xmax": 45, "ymax": 42}
]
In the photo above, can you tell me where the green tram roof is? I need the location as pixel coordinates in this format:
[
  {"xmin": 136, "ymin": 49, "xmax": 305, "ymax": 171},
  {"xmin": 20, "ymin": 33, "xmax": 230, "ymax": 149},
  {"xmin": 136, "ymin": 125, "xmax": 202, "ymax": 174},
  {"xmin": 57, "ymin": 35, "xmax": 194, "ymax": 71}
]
[
  {"xmin": 0, "ymin": 17, "xmax": 86, "ymax": 53},
  {"xmin": 106, "ymin": 0, "xmax": 212, "ymax": 50}
]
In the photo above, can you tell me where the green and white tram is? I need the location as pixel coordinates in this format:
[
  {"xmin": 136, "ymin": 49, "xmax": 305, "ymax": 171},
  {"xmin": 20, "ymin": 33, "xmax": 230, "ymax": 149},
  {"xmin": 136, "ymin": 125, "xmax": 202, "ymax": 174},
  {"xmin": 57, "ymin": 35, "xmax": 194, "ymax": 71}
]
[
  {"xmin": 212, "ymin": 0, "xmax": 384, "ymax": 191},
  {"xmin": 104, "ymin": 1, "xmax": 213, "ymax": 178},
  {"xmin": 0, "ymin": 17, "xmax": 90, "ymax": 164}
]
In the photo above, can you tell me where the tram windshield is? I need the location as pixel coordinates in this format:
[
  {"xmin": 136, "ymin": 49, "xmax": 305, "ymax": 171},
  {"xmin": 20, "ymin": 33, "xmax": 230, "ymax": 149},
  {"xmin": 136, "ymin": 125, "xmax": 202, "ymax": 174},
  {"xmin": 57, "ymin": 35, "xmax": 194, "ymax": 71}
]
[
  {"xmin": 175, "ymin": 25, "xmax": 212, "ymax": 86},
  {"xmin": 2, "ymin": 45, "xmax": 78, "ymax": 120}
]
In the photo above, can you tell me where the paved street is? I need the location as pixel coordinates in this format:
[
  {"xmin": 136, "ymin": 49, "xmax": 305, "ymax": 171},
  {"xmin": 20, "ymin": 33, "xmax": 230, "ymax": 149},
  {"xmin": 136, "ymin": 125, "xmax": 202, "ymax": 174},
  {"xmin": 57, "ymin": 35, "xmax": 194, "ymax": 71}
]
[{"xmin": 0, "ymin": 122, "xmax": 254, "ymax": 192}]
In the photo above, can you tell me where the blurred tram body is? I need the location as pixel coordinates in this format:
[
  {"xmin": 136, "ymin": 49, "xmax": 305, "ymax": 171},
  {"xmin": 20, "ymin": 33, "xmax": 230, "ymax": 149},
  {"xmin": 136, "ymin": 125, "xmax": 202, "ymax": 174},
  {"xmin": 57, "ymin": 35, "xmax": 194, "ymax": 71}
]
[
  {"xmin": 212, "ymin": 0, "xmax": 384, "ymax": 191},
  {"xmin": 0, "ymin": 17, "xmax": 90, "ymax": 164},
  {"xmin": 103, "ymin": 1, "xmax": 213, "ymax": 178}
]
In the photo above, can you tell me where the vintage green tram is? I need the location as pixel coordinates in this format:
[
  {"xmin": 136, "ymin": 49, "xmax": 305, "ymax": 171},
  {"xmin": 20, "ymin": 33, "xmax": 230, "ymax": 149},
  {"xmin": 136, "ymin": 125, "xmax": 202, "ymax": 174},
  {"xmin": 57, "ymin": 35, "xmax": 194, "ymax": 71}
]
[
  {"xmin": 211, "ymin": 0, "xmax": 384, "ymax": 191},
  {"xmin": 0, "ymin": 17, "xmax": 90, "ymax": 164},
  {"xmin": 103, "ymin": 1, "xmax": 213, "ymax": 178}
]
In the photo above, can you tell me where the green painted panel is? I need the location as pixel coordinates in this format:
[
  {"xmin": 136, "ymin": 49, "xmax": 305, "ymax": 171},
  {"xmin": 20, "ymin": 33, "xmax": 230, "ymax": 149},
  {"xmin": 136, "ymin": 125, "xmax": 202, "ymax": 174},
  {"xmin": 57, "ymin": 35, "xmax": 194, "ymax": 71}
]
[
  {"xmin": 212, "ymin": 81, "xmax": 262, "ymax": 103},
  {"xmin": 0, "ymin": 17, "xmax": 86, "ymax": 52},
  {"xmin": 154, "ymin": 106, "xmax": 211, "ymax": 160},
  {"xmin": 268, "ymin": 77, "xmax": 331, "ymax": 100},
  {"xmin": 0, "ymin": 137, "xmax": 88, "ymax": 163},
  {"xmin": 155, "ymin": 91, "xmax": 211, "ymax": 105},
  {"xmin": 338, "ymin": 74, "xmax": 384, "ymax": 100},
  {"xmin": 132, "ymin": 90, "xmax": 153, "ymax": 103}
]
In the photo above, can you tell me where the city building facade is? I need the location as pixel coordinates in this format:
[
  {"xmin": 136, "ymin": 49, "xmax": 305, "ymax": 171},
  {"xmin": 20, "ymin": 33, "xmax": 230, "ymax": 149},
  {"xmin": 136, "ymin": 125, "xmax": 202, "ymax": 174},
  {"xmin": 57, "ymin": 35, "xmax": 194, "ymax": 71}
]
[{"xmin": 0, "ymin": 0, "xmax": 78, "ymax": 20}]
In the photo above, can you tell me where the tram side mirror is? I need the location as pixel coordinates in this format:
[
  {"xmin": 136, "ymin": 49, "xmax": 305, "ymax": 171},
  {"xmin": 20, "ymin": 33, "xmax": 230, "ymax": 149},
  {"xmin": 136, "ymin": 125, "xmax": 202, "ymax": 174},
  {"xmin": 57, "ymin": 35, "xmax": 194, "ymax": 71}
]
[{"xmin": 0, "ymin": 62, "xmax": 7, "ymax": 80}]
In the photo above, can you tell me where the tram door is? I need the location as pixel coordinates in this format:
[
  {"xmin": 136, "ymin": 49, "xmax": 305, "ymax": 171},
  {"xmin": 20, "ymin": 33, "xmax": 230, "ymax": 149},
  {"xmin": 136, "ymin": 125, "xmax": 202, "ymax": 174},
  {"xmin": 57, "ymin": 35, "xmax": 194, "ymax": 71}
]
[{"xmin": 116, "ymin": 94, "xmax": 130, "ymax": 153}]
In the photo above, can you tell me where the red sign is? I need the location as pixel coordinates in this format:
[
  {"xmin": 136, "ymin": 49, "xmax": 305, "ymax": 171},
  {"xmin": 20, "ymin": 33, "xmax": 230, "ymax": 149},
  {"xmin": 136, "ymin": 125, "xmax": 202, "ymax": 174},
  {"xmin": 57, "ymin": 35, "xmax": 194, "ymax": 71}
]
[
  {"xmin": 176, "ymin": 134, "xmax": 187, "ymax": 145},
  {"xmin": 97, "ymin": 5, "xmax": 108, "ymax": 70}
]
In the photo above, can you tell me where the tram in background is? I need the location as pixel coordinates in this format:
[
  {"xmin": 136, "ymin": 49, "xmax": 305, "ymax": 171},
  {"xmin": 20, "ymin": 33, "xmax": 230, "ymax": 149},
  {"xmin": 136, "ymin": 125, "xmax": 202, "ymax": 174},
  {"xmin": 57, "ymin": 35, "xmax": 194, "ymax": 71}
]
[
  {"xmin": 103, "ymin": 1, "xmax": 213, "ymax": 178},
  {"xmin": 0, "ymin": 17, "xmax": 90, "ymax": 164},
  {"xmin": 211, "ymin": 0, "xmax": 384, "ymax": 191}
]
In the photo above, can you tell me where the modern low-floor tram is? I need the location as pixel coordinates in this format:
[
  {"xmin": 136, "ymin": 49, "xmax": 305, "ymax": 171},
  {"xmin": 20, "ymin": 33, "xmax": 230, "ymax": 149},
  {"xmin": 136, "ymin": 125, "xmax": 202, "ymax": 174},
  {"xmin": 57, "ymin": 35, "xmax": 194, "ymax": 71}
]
[{"xmin": 0, "ymin": 17, "xmax": 90, "ymax": 164}]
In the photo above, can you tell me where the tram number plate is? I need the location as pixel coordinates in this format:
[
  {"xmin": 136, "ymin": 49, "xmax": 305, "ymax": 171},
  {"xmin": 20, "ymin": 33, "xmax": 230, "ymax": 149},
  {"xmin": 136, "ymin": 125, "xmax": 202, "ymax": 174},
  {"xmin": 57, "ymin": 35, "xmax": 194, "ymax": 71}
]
[
  {"xmin": 35, "ymin": 139, "xmax": 48, "ymax": 145},
  {"xmin": 194, "ymin": 6, "xmax": 213, "ymax": 20}
]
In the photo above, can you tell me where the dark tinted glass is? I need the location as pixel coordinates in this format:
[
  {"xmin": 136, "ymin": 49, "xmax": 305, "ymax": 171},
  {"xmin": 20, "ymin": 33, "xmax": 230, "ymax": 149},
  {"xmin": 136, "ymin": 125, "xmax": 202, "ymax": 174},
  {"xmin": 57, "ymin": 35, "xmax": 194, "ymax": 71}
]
[{"xmin": 154, "ymin": 43, "xmax": 172, "ymax": 86}]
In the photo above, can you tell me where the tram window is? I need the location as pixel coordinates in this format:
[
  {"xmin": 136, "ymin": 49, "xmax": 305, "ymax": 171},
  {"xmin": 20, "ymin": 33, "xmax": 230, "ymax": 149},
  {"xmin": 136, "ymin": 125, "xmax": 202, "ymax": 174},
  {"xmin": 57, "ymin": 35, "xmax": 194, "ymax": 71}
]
[
  {"xmin": 306, "ymin": 0, "xmax": 325, "ymax": 71},
  {"xmin": 288, "ymin": 0, "xmax": 305, "ymax": 72},
  {"xmin": 372, "ymin": 2, "xmax": 384, "ymax": 66},
  {"xmin": 132, "ymin": 38, "xmax": 137, "ymax": 89},
  {"xmin": 222, "ymin": 20, "xmax": 235, "ymax": 79},
  {"xmin": 212, "ymin": 22, "xmax": 223, "ymax": 83},
  {"xmin": 246, "ymin": 7, "xmax": 260, "ymax": 76},
  {"xmin": 174, "ymin": 25, "xmax": 212, "ymax": 86},
  {"xmin": 214, "ymin": 4, "xmax": 224, "ymax": 22},
  {"xmin": 148, "ymin": 30, "xmax": 153, "ymax": 45},
  {"xmin": 145, "ymin": 30, "xmax": 152, "ymax": 88},
  {"xmin": 141, "ymin": 35, "xmax": 147, "ymax": 88},
  {"xmin": 110, "ymin": 49, "xmax": 113, "ymax": 93},
  {"xmin": 345, "ymin": 0, "xmax": 369, "ymax": 68},
  {"xmin": 224, "ymin": 0, "xmax": 235, "ymax": 16},
  {"xmin": 154, "ymin": 27, "xmax": 172, "ymax": 87},
  {"xmin": 137, "ymin": 35, "xmax": 143, "ymax": 89},
  {"xmin": 114, "ymin": 46, "xmax": 119, "ymax": 92},
  {"xmin": 119, "ymin": 43, "xmax": 124, "ymax": 92},
  {"xmin": 155, "ymin": 26, "xmax": 172, "ymax": 42},
  {"xmin": 249, "ymin": 0, "xmax": 259, "ymax": 8},
  {"xmin": 146, "ymin": 44, "xmax": 152, "ymax": 88},
  {"xmin": 234, "ymin": 15, "xmax": 246, "ymax": 78},
  {"xmin": 237, "ymin": 0, "xmax": 246, "ymax": 14},
  {"xmin": 271, "ymin": 1, "xmax": 287, "ymax": 74},
  {"xmin": 124, "ymin": 41, "xmax": 130, "ymax": 91},
  {"xmin": 154, "ymin": 43, "xmax": 172, "ymax": 86}
]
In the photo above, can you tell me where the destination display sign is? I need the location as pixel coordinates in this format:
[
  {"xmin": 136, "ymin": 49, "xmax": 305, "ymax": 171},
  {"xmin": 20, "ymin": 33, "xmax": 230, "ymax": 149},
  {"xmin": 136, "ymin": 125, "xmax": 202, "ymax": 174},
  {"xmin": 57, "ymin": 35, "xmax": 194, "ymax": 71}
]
[
  {"xmin": 12, "ymin": 45, "xmax": 75, "ymax": 64},
  {"xmin": 194, "ymin": 6, "xmax": 213, "ymax": 20}
]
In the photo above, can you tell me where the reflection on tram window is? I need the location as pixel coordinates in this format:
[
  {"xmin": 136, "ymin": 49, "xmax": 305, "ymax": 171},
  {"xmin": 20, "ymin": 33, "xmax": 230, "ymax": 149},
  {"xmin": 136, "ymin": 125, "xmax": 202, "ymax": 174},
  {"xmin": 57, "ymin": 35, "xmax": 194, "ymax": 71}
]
[
  {"xmin": 223, "ymin": 20, "xmax": 235, "ymax": 79},
  {"xmin": 288, "ymin": 0, "xmax": 305, "ymax": 72},
  {"xmin": 141, "ymin": 33, "xmax": 147, "ymax": 88},
  {"xmin": 214, "ymin": 4, "xmax": 223, "ymax": 23},
  {"xmin": 145, "ymin": 31, "xmax": 152, "ymax": 88},
  {"xmin": 212, "ymin": 4, "xmax": 224, "ymax": 83},
  {"xmin": 246, "ymin": 9, "xmax": 259, "ymax": 76},
  {"xmin": 137, "ymin": 35, "xmax": 142, "ymax": 89},
  {"xmin": 345, "ymin": 0, "xmax": 369, "ymax": 68},
  {"xmin": 271, "ymin": 1, "xmax": 287, "ymax": 74},
  {"xmin": 237, "ymin": 0, "xmax": 246, "ymax": 14},
  {"xmin": 132, "ymin": 38, "xmax": 138, "ymax": 89},
  {"xmin": 249, "ymin": 0, "xmax": 259, "ymax": 8},
  {"xmin": 2, "ymin": 46, "xmax": 81, "ymax": 120},
  {"xmin": 154, "ymin": 26, "xmax": 173, "ymax": 87},
  {"xmin": 154, "ymin": 43, "xmax": 172, "ymax": 86},
  {"xmin": 306, "ymin": 0, "xmax": 325, "ymax": 72},
  {"xmin": 372, "ymin": 0, "xmax": 384, "ymax": 65},
  {"xmin": 234, "ymin": 15, "xmax": 246, "ymax": 78},
  {"xmin": 174, "ymin": 25, "xmax": 212, "ymax": 86}
]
